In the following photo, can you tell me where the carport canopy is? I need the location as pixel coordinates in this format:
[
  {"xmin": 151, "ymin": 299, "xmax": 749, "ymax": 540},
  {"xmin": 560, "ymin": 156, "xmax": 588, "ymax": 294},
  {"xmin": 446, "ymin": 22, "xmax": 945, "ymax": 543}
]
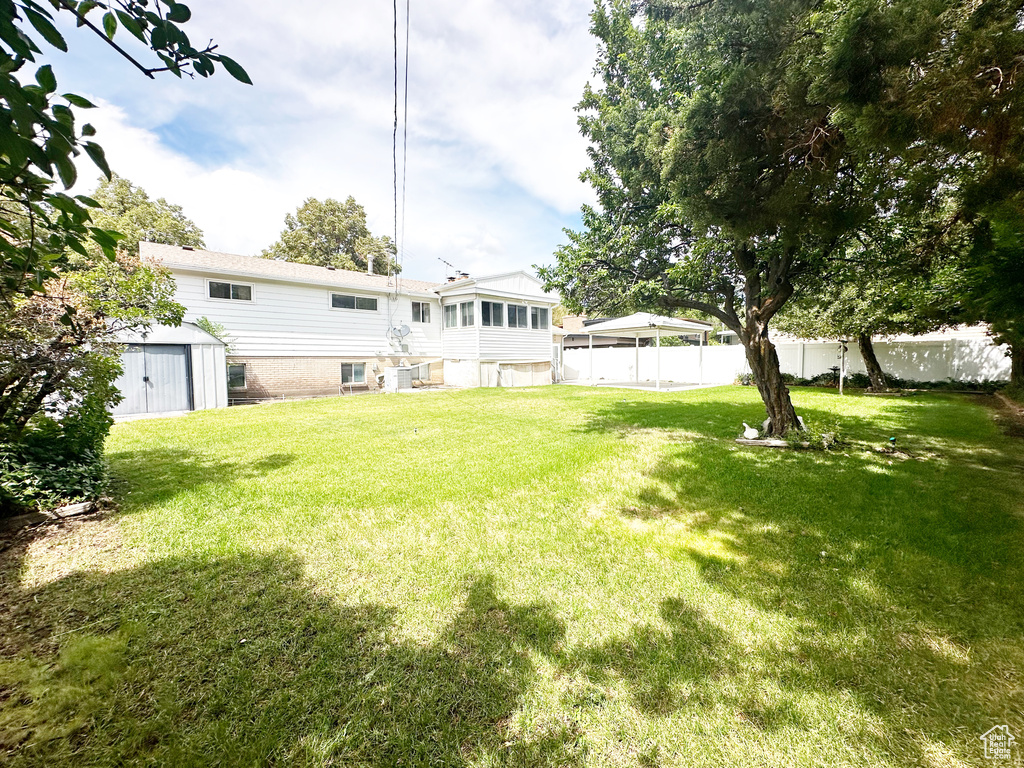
[{"xmin": 578, "ymin": 312, "xmax": 714, "ymax": 390}]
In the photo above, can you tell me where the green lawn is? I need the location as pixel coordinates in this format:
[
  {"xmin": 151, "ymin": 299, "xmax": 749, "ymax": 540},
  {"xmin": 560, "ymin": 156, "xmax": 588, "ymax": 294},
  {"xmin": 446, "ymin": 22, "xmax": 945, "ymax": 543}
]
[{"xmin": 2, "ymin": 385, "xmax": 1022, "ymax": 767}]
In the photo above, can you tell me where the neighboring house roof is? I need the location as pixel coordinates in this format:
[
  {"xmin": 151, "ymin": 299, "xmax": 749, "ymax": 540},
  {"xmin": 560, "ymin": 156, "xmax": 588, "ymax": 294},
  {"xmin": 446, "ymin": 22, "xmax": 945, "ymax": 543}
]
[{"xmin": 141, "ymin": 242, "xmax": 443, "ymax": 295}]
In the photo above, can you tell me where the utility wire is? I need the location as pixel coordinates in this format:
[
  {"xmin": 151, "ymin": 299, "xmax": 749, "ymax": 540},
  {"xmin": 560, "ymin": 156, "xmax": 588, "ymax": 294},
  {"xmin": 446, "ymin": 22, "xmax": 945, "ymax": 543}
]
[{"xmin": 400, "ymin": 0, "xmax": 410, "ymax": 263}]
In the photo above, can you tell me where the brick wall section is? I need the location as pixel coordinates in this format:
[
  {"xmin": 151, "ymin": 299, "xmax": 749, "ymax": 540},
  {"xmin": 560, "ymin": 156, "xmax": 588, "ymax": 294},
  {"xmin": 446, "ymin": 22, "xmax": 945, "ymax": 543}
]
[{"xmin": 228, "ymin": 356, "xmax": 443, "ymax": 399}]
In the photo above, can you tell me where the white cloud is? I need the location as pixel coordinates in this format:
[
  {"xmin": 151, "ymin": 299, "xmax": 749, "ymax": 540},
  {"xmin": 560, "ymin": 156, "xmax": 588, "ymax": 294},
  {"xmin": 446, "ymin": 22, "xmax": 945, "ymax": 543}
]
[{"xmin": 56, "ymin": 0, "xmax": 598, "ymax": 280}]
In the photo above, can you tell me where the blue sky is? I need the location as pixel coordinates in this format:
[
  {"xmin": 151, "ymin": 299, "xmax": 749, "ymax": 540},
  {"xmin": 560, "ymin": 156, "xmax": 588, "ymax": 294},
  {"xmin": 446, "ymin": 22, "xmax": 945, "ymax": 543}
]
[{"xmin": 39, "ymin": 0, "xmax": 599, "ymax": 282}]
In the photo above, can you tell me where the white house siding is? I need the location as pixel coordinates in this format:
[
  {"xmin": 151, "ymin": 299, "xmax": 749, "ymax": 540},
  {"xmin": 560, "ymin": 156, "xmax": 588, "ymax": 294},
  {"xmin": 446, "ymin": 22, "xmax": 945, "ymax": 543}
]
[
  {"xmin": 439, "ymin": 313, "xmax": 479, "ymax": 359},
  {"xmin": 478, "ymin": 326, "xmax": 554, "ymax": 362},
  {"xmin": 171, "ymin": 270, "xmax": 442, "ymax": 359}
]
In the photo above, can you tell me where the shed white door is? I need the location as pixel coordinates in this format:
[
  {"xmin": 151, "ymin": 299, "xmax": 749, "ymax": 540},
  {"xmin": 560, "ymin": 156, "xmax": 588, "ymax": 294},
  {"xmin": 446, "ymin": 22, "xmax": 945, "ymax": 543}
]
[{"xmin": 113, "ymin": 344, "xmax": 192, "ymax": 416}]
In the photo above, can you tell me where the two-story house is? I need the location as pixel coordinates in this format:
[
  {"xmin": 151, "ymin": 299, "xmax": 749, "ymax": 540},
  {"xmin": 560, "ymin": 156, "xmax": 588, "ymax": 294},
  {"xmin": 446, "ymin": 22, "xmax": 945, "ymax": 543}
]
[{"xmin": 113, "ymin": 243, "xmax": 559, "ymax": 416}]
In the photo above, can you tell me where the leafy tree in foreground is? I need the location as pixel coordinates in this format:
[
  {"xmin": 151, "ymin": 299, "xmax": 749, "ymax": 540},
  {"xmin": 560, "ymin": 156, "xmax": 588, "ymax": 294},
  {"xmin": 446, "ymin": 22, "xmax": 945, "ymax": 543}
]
[
  {"xmin": 262, "ymin": 197, "xmax": 399, "ymax": 275},
  {"xmin": 809, "ymin": 0, "xmax": 1024, "ymax": 386},
  {"xmin": 542, "ymin": 0, "xmax": 880, "ymax": 435},
  {"xmin": 0, "ymin": 0, "xmax": 249, "ymax": 308}
]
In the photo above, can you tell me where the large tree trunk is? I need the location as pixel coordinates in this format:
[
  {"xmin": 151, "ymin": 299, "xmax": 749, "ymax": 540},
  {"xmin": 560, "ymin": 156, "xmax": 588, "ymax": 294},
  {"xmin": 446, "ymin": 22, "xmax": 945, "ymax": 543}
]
[
  {"xmin": 858, "ymin": 333, "xmax": 887, "ymax": 391},
  {"xmin": 1011, "ymin": 339, "xmax": 1024, "ymax": 389},
  {"xmin": 741, "ymin": 332, "xmax": 800, "ymax": 436}
]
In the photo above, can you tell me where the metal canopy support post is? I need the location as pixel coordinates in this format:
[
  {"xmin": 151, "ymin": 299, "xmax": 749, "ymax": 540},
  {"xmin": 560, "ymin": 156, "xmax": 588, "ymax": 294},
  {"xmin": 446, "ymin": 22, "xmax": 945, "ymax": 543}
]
[
  {"xmin": 589, "ymin": 333, "xmax": 594, "ymax": 385},
  {"xmin": 655, "ymin": 329, "xmax": 663, "ymax": 393},
  {"xmin": 699, "ymin": 332, "xmax": 704, "ymax": 386},
  {"xmin": 635, "ymin": 335, "xmax": 640, "ymax": 383}
]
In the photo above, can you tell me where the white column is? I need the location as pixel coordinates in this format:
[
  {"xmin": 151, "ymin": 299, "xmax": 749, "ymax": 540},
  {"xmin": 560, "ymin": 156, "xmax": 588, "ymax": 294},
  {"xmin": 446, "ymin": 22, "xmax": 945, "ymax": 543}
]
[
  {"xmin": 635, "ymin": 336, "xmax": 640, "ymax": 382},
  {"xmin": 656, "ymin": 328, "xmax": 661, "ymax": 391},
  {"xmin": 589, "ymin": 334, "xmax": 594, "ymax": 385}
]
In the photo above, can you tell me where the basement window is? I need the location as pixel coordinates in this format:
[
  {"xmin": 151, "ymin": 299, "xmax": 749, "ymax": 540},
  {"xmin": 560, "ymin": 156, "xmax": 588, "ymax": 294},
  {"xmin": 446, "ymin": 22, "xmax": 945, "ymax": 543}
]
[
  {"xmin": 227, "ymin": 364, "xmax": 246, "ymax": 389},
  {"xmin": 341, "ymin": 363, "xmax": 366, "ymax": 384}
]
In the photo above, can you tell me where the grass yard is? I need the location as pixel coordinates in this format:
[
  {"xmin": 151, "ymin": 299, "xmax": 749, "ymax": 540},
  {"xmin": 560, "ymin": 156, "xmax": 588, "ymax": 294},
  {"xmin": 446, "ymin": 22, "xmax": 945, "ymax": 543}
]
[{"xmin": 1, "ymin": 385, "xmax": 1023, "ymax": 767}]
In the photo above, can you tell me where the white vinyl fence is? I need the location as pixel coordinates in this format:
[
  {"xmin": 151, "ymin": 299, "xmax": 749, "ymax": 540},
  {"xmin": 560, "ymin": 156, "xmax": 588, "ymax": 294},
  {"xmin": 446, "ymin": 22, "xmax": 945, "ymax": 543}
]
[{"xmin": 563, "ymin": 336, "xmax": 1011, "ymax": 385}]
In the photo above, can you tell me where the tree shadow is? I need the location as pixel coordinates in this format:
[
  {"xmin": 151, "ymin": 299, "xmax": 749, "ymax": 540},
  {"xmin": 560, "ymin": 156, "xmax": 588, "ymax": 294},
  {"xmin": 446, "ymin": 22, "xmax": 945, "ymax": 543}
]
[
  {"xmin": 0, "ymin": 549, "xmax": 579, "ymax": 767},
  {"xmin": 106, "ymin": 448, "xmax": 296, "ymax": 509}
]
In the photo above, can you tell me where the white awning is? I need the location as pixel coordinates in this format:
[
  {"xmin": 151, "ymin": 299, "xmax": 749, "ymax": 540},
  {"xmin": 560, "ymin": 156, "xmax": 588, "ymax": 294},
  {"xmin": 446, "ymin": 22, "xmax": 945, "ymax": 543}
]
[{"xmin": 581, "ymin": 312, "xmax": 712, "ymax": 338}]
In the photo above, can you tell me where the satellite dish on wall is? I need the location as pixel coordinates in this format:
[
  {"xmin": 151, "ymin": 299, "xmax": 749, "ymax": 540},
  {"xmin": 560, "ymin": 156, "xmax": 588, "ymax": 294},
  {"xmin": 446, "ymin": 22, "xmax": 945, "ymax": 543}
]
[{"xmin": 391, "ymin": 325, "xmax": 410, "ymax": 338}]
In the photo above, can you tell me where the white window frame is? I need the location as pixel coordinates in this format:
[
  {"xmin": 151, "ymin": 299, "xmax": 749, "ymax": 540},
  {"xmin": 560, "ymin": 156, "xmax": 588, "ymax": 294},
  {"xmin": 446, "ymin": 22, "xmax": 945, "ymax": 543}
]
[
  {"xmin": 227, "ymin": 363, "xmax": 246, "ymax": 389},
  {"xmin": 481, "ymin": 300, "xmax": 504, "ymax": 327},
  {"xmin": 443, "ymin": 303, "xmax": 458, "ymax": 329},
  {"xmin": 507, "ymin": 303, "xmax": 528, "ymax": 329},
  {"xmin": 341, "ymin": 362, "xmax": 366, "ymax": 384},
  {"xmin": 460, "ymin": 300, "xmax": 475, "ymax": 327},
  {"xmin": 207, "ymin": 279, "xmax": 254, "ymax": 303},
  {"xmin": 329, "ymin": 293, "xmax": 379, "ymax": 312},
  {"xmin": 531, "ymin": 306, "xmax": 549, "ymax": 330},
  {"xmin": 412, "ymin": 301, "xmax": 431, "ymax": 323}
]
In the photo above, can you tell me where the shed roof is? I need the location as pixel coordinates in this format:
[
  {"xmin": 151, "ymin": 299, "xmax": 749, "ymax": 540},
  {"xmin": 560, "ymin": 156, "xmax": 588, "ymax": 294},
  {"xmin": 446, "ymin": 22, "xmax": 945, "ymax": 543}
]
[{"xmin": 581, "ymin": 312, "xmax": 713, "ymax": 338}]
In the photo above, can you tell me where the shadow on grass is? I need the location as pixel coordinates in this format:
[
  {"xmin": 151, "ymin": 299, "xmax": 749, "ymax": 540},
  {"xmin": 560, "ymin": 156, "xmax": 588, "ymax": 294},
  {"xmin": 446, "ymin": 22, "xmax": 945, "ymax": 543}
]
[
  {"xmin": 106, "ymin": 448, "xmax": 296, "ymax": 508},
  {"xmin": 0, "ymin": 549, "xmax": 579, "ymax": 767},
  {"xmin": 572, "ymin": 393, "xmax": 1024, "ymax": 762}
]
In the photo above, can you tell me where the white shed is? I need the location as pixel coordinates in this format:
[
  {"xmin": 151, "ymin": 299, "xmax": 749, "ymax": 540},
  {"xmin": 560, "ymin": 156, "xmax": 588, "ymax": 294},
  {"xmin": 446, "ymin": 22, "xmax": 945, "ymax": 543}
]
[{"xmin": 112, "ymin": 322, "xmax": 228, "ymax": 417}]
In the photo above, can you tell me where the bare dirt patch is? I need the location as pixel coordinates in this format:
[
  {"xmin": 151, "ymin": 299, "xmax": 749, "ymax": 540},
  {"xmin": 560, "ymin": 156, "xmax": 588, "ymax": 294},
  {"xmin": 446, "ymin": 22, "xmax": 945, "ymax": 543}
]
[{"xmin": 0, "ymin": 515, "xmax": 140, "ymax": 657}]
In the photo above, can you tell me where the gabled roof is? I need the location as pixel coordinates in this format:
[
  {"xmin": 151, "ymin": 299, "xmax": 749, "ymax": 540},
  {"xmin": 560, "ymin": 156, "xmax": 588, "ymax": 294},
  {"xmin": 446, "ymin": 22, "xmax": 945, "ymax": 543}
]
[
  {"xmin": 434, "ymin": 270, "xmax": 548, "ymax": 292},
  {"xmin": 141, "ymin": 242, "xmax": 443, "ymax": 295}
]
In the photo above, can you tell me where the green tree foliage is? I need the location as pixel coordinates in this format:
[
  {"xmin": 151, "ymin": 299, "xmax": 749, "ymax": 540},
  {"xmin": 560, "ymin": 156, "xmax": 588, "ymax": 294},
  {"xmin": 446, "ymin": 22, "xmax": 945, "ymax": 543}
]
[
  {"xmin": 262, "ymin": 197, "xmax": 399, "ymax": 275},
  {"xmin": 86, "ymin": 173, "xmax": 205, "ymax": 257},
  {"xmin": 774, "ymin": 251, "xmax": 951, "ymax": 390},
  {"xmin": 0, "ymin": 254, "xmax": 183, "ymax": 513},
  {"xmin": 806, "ymin": 0, "xmax": 1024, "ymax": 384},
  {"xmin": 0, "ymin": 0, "xmax": 249, "ymax": 308},
  {"xmin": 542, "ymin": 0, "xmax": 879, "ymax": 435}
]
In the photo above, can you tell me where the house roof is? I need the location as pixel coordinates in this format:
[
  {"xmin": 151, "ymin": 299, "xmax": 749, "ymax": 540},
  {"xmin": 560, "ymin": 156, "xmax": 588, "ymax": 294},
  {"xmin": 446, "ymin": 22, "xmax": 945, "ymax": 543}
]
[
  {"xmin": 581, "ymin": 312, "xmax": 713, "ymax": 338},
  {"xmin": 141, "ymin": 242, "xmax": 444, "ymax": 295}
]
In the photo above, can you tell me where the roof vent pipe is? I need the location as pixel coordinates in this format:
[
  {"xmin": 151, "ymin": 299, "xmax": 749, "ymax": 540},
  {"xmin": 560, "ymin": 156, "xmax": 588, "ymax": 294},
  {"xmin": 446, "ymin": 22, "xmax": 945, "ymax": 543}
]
[
  {"xmin": 367, "ymin": 254, "xmax": 373, "ymax": 275},
  {"xmin": 326, "ymin": 265, "xmax": 336, "ymax": 270}
]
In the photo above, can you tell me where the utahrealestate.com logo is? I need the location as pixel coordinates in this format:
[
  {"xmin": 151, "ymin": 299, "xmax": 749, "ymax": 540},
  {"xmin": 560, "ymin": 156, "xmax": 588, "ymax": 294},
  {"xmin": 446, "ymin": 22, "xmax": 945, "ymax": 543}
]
[{"xmin": 980, "ymin": 725, "xmax": 1016, "ymax": 760}]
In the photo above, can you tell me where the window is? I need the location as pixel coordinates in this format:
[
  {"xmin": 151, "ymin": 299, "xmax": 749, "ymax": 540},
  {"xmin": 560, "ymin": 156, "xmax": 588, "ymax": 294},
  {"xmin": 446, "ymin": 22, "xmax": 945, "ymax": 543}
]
[
  {"xmin": 507, "ymin": 304, "xmax": 528, "ymax": 328},
  {"xmin": 531, "ymin": 306, "xmax": 549, "ymax": 330},
  {"xmin": 331, "ymin": 293, "xmax": 378, "ymax": 311},
  {"xmin": 444, "ymin": 304, "xmax": 458, "ymax": 328},
  {"xmin": 227, "ymin": 363, "xmax": 246, "ymax": 389},
  {"xmin": 481, "ymin": 301, "xmax": 504, "ymax": 327},
  {"xmin": 460, "ymin": 301, "xmax": 474, "ymax": 327},
  {"xmin": 341, "ymin": 363, "xmax": 366, "ymax": 384},
  {"xmin": 412, "ymin": 301, "xmax": 431, "ymax": 323},
  {"xmin": 209, "ymin": 280, "xmax": 252, "ymax": 301}
]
